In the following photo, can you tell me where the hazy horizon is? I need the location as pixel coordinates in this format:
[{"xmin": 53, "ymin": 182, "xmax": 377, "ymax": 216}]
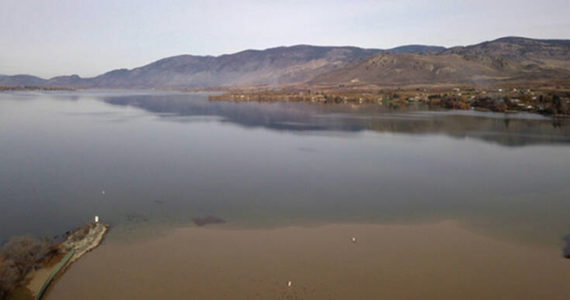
[{"xmin": 1, "ymin": 0, "xmax": 569, "ymax": 78}]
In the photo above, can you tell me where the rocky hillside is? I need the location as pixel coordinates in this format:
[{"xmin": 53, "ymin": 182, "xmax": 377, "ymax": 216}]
[
  {"xmin": 442, "ymin": 37, "xmax": 570, "ymax": 64},
  {"xmin": 0, "ymin": 46, "xmax": 380, "ymax": 89},
  {"xmin": 310, "ymin": 37, "xmax": 570, "ymax": 86}
]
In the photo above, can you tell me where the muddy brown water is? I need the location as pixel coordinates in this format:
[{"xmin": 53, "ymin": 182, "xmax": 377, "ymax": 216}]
[{"xmin": 46, "ymin": 222, "xmax": 570, "ymax": 299}]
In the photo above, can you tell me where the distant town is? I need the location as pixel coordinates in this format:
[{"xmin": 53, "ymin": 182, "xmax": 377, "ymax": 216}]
[{"xmin": 208, "ymin": 85, "xmax": 570, "ymax": 117}]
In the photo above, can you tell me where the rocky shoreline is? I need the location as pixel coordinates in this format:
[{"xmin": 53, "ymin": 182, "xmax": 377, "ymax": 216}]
[
  {"xmin": 58, "ymin": 222, "xmax": 109, "ymax": 265},
  {"xmin": 0, "ymin": 220, "xmax": 108, "ymax": 300}
]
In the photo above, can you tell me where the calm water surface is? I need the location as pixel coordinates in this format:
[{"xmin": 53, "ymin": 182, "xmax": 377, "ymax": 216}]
[{"xmin": 1, "ymin": 90, "xmax": 569, "ymax": 247}]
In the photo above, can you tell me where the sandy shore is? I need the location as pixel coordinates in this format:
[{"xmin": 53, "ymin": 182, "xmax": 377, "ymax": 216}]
[{"xmin": 46, "ymin": 221, "xmax": 570, "ymax": 299}]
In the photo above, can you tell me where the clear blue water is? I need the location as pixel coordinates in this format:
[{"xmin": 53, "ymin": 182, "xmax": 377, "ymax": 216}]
[{"xmin": 1, "ymin": 90, "xmax": 569, "ymax": 247}]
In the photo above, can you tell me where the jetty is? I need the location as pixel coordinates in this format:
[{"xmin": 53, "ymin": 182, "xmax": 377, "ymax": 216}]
[{"xmin": 28, "ymin": 219, "xmax": 109, "ymax": 300}]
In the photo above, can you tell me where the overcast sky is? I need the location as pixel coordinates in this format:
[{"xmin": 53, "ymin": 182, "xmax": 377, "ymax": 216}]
[{"xmin": 1, "ymin": 0, "xmax": 568, "ymax": 78}]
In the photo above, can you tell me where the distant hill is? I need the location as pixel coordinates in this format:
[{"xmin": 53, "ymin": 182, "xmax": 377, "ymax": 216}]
[
  {"xmin": 1, "ymin": 37, "xmax": 569, "ymax": 89},
  {"xmin": 1, "ymin": 46, "xmax": 380, "ymax": 89},
  {"xmin": 86, "ymin": 46, "xmax": 382, "ymax": 88},
  {"xmin": 310, "ymin": 37, "xmax": 570, "ymax": 86},
  {"xmin": 442, "ymin": 37, "xmax": 570, "ymax": 62},
  {"xmin": 0, "ymin": 74, "xmax": 46, "ymax": 87}
]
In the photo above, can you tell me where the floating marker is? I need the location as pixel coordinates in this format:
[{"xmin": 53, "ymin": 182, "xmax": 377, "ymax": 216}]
[
  {"xmin": 101, "ymin": 190, "xmax": 105, "ymax": 195},
  {"xmin": 351, "ymin": 237, "xmax": 357, "ymax": 243},
  {"xmin": 95, "ymin": 216, "xmax": 99, "ymax": 223},
  {"xmin": 287, "ymin": 281, "xmax": 292, "ymax": 287}
]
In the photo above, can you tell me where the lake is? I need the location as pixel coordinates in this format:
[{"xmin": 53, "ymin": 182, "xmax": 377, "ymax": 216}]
[{"xmin": 1, "ymin": 90, "xmax": 569, "ymax": 247}]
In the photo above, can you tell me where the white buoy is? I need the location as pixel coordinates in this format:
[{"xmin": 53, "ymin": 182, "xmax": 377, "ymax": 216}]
[
  {"xmin": 287, "ymin": 281, "xmax": 292, "ymax": 287},
  {"xmin": 101, "ymin": 190, "xmax": 105, "ymax": 195},
  {"xmin": 351, "ymin": 237, "xmax": 357, "ymax": 243},
  {"xmin": 95, "ymin": 216, "xmax": 99, "ymax": 223}
]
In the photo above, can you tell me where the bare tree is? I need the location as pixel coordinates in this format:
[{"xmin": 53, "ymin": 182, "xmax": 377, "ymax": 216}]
[
  {"xmin": 1, "ymin": 237, "xmax": 52, "ymax": 277},
  {"xmin": 0, "ymin": 259, "xmax": 20, "ymax": 298},
  {"xmin": 0, "ymin": 236, "xmax": 54, "ymax": 297}
]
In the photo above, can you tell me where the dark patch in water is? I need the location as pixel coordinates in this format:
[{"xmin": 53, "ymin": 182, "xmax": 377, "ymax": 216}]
[
  {"xmin": 192, "ymin": 215, "xmax": 226, "ymax": 227},
  {"xmin": 563, "ymin": 235, "xmax": 570, "ymax": 259},
  {"xmin": 125, "ymin": 213, "xmax": 149, "ymax": 223}
]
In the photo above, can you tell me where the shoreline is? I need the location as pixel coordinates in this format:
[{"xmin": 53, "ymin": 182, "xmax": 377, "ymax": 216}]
[
  {"xmin": 3, "ymin": 222, "xmax": 110, "ymax": 300},
  {"xmin": 207, "ymin": 86, "xmax": 570, "ymax": 118},
  {"xmin": 46, "ymin": 221, "xmax": 570, "ymax": 299}
]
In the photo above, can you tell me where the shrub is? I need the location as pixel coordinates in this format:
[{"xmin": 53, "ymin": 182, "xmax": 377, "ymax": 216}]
[
  {"xmin": 0, "ymin": 259, "xmax": 20, "ymax": 298},
  {"xmin": 0, "ymin": 236, "xmax": 53, "ymax": 297},
  {"xmin": 1, "ymin": 237, "xmax": 52, "ymax": 277}
]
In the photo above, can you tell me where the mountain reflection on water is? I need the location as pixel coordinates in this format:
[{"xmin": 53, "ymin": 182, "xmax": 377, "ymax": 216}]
[{"xmin": 102, "ymin": 93, "xmax": 569, "ymax": 147}]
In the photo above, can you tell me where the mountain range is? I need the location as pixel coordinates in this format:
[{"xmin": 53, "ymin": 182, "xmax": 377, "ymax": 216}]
[
  {"xmin": 311, "ymin": 37, "xmax": 570, "ymax": 87},
  {"xmin": 1, "ymin": 37, "xmax": 569, "ymax": 89}
]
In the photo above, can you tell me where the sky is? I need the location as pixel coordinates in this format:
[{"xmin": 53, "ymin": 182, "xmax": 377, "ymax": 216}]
[{"xmin": 1, "ymin": 0, "xmax": 569, "ymax": 78}]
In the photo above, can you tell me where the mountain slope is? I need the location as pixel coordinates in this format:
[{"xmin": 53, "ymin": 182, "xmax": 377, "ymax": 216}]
[
  {"xmin": 60, "ymin": 46, "xmax": 379, "ymax": 88},
  {"xmin": 0, "ymin": 74, "xmax": 46, "ymax": 87},
  {"xmin": 443, "ymin": 37, "xmax": 570, "ymax": 61},
  {"xmin": 310, "ymin": 37, "xmax": 570, "ymax": 86},
  {"xmin": 310, "ymin": 53, "xmax": 510, "ymax": 86}
]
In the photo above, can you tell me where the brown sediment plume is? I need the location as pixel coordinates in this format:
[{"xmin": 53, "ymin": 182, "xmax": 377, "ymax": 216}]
[{"xmin": 47, "ymin": 222, "xmax": 570, "ymax": 299}]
